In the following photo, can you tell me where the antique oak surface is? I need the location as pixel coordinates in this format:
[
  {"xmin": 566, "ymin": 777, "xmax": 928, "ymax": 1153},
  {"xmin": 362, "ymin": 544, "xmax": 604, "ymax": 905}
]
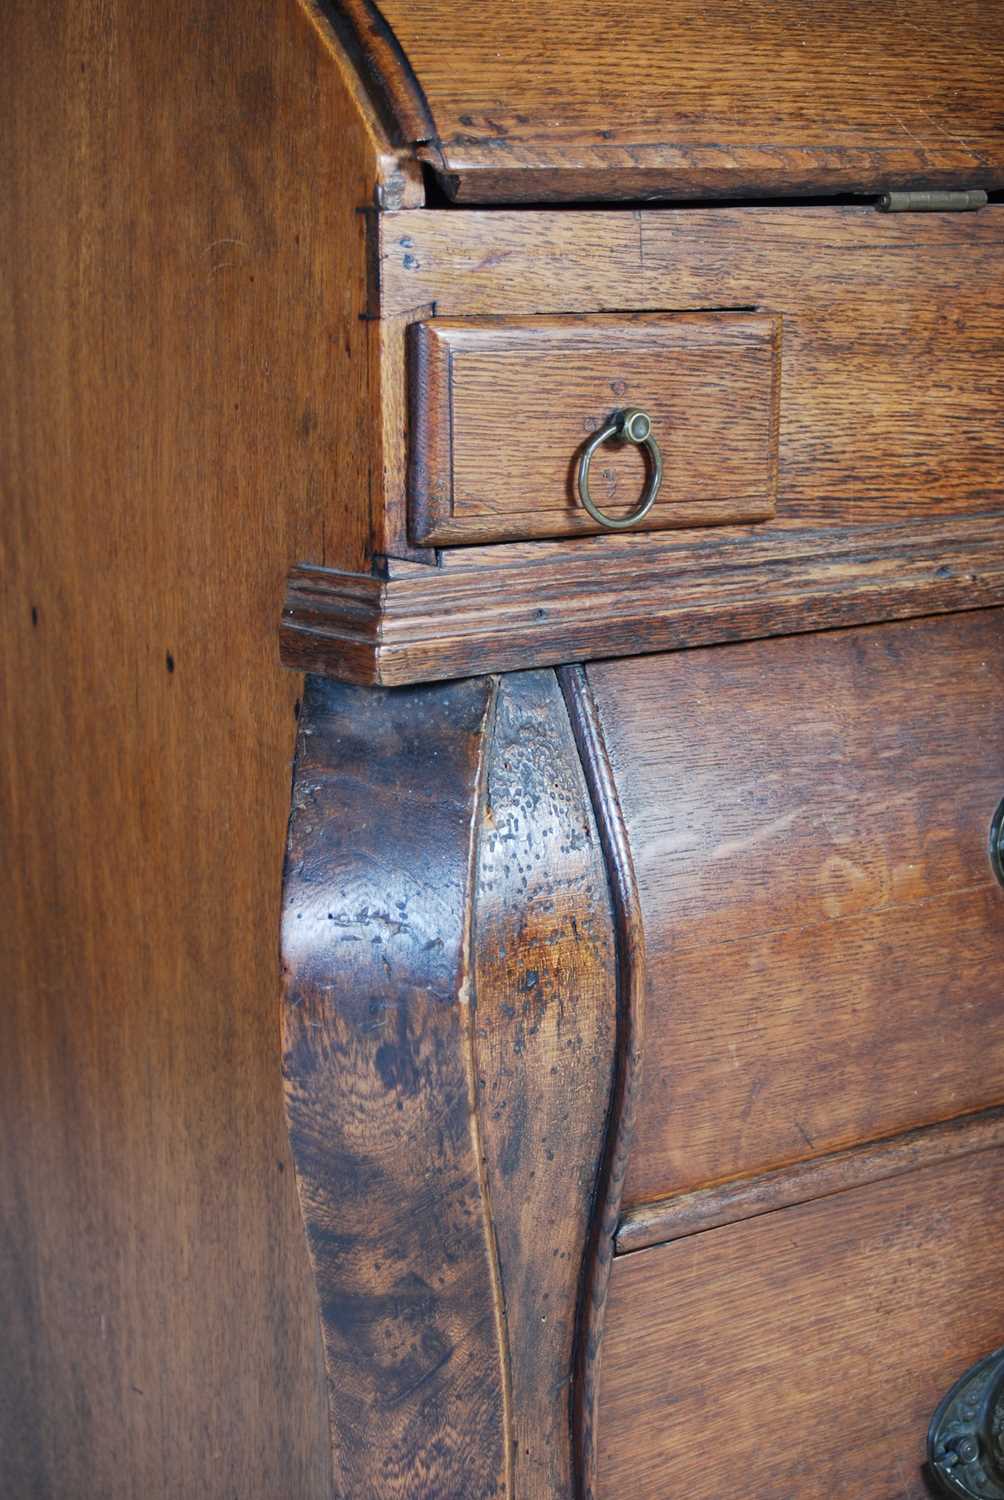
[
  {"xmin": 378, "ymin": 205, "xmax": 1004, "ymax": 533},
  {"xmin": 334, "ymin": 0, "xmax": 1004, "ymax": 202},
  {"xmin": 0, "ymin": 0, "xmax": 373, "ymax": 1491},
  {"xmin": 408, "ymin": 313, "xmax": 780, "ymax": 544},
  {"xmin": 586, "ymin": 611, "xmax": 1004, "ymax": 1204},
  {"xmin": 5, "ymin": 0, "xmax": 1004, "ymax": 1496},
  {"xmin": 598, "ymin": 1147, "xmax": 1004, "ymax": 1499},
  {"xmin": 287, "ymin": 203, "xmax": 1004, "ymax": 684},
  {"xmin": 281, "ymin": 668, "xmax": 640, "ymax": 1496}
]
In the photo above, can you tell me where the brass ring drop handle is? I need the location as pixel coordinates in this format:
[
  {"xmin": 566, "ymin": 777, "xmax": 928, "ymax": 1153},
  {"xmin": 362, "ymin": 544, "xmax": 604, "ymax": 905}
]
[
  {"xmin": 576, "ymin": 406, "xmax": 663, "ymax": 530},
  {"xmin": 928, "ymin": 1345, "xmax": 1004, "ymax": 1497}
]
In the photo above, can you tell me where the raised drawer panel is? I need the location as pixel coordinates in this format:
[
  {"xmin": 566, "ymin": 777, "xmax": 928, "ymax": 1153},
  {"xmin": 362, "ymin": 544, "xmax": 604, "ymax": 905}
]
[
  {"xmin": 408, "ymin": 312, "xmax": 780, "ymax": 544},
  {"xmin": 597, "ymin": 1145, "xmax": 1004, "ymax": 1498},
  {"xmin": 586, "ymin": 610, "xmax": 1004, "ymax": 1204}
]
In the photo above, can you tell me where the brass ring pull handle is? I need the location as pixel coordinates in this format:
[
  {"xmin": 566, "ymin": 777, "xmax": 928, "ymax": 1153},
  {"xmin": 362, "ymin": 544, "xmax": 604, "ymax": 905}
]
[
  {"xmin": 576, "ymin": 407, "xmax": 663, "ymax": 531},
  {"xmin": 928, "ymin": 1345, "xmax": 1004, "ymax": 1497}
]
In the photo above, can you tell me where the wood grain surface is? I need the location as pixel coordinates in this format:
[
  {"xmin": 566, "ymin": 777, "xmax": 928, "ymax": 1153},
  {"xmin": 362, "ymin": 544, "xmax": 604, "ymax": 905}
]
[
  {"xmin": 0, "ymin": 0, "xmax": 415, "ymax": 1492},
  {"xmin": 598, "ymin": 1146, "xmax": 1004, "ymax": 1499},
  {"xmin": 282, "ymin": 673, "xmax": 507, "ymax": 1498},
  {"xmin": 280, "ymin": 666, "xmax": 649, "ymax": 1498},
  {"xmin": 333, "ymin": 0, "xmax": 1004, "ymax": 202},
  {"xmin": 281, "ymin": 516, "xmax": 1004, "ymax": 685},
  {"xmin": 586, "ymin": 610, "xmax": 1004, "ymax": 1205},
  {"xmin": 616, "ymin": 1104, "xmax": 1004, "ymax": 1252},
  {"xmin": 472, "ymin": 670, "xmax": 617, "ymax": 1499},
  {"xmin": 408, "ymin": 314, "xmax": 779, "ymax": 544},
  {"xmin": 381, "ymin": 204, "xmax": 1004, "ymax": 532}
]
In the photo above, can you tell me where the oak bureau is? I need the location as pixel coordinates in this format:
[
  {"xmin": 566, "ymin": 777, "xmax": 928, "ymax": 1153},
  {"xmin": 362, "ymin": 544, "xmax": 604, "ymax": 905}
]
[{"xmin": 4, "ymin": 2, "xmax": 1004, "ymax": 1497}]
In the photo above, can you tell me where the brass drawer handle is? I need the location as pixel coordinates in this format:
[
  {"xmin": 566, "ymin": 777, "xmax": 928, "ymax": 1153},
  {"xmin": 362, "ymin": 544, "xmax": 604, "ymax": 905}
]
[
  {"xmin": 576, "ymin": 406, "xmax": 663, "ymax": 531},
  {"xmin": 928, "ymin": 1345, "xmax": 1004, "ymax": 1496}
]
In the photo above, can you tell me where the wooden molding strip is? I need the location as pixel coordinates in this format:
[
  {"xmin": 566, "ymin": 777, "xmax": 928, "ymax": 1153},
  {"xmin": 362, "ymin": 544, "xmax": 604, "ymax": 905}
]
[
  {"xmin": 280, "ymin": 515, "xmax": 1004, "ymax": 686},
  {"xmin": 314, "ymin": 0, "xmax": 437, "ymax": 147},
  {"xmin": 558, "ymin": 665, "xmax": 646, "ymax": 1500},
  {"xmin": 616, "ymin": 1106, "xmax": 1004, "ymax": 1255}
]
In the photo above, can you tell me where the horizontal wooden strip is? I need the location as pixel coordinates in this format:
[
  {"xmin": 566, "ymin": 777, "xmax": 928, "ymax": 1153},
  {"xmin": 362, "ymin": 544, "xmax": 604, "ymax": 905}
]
[
  {"xmin": 434, "ymin": 152, "xmax": 1004, "ymax": 206},
  {"xmin": 616, "ymin": 1106, "xmax": 1004, "ymax": 1254},
  {"xmin": 378, "ymin": 205, "xmax": 1004, "ymax": 320},
  {"xmin": 281, "ymin": 514, "xmax": 1004, "ymax": 685}
]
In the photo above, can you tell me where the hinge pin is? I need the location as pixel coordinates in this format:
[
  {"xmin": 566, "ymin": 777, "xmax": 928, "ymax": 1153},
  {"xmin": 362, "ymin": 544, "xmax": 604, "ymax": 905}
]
[{"xmin": 878, "ymin": 189, "xmax": 988, "ymax": 213}]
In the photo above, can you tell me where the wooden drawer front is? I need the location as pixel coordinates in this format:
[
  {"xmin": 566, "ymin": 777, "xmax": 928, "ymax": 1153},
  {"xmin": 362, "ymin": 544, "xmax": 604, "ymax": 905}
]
[
  {"xmin": 597, "ymin": 1145, "xmax": 1004, "ymax": 1498},
  {"xmin": 586, "ymin": 610, "xmax": 1004, "ymax": 1206},
  {"xmin": 408, "ymin": 313, "xmax": 780, "ymax": 545}
]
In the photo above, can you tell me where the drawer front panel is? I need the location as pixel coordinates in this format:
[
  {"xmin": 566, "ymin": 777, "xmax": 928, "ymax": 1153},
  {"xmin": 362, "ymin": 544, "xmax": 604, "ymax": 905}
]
[
  {"xmin": 597, "ymin": 1146, "xmax": 1004, "ymax": 1499},
  {"xmin": 585, "ymin": 609, "xmax": 1004, "ymax": 1205},
  {"xmin": 408, "ymin": 312, "xmax": 780, "ymax": 544}
]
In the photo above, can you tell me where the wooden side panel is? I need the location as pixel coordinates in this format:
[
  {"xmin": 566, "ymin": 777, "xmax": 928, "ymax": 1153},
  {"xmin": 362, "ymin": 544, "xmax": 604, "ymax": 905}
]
[
  {"xmin": 473, "ymin": 671, "xmax": 617, "ymax": 1498},
  {"xmin": 585, "ymin": 610, "xmax": 1004, "ymax": 1204},
  {"xmin": 0, "ymin": 0, "xmax": 406, "ymax": 1492},
  {"xmin": 409, "ymin": 315, "xmax": 779, "ymax": 545},
  {"xmin": 382, "ymin": 205, "xmax": 1004, "ymax": 531},
  {"xmin": 337, "ymin": 0, "xmax": 1004, "ymax": 203},
  {"xmin": 281, "ymin": 673, "xmax": 507, "ymax": 1498},
  {"xmin": 597, "ymin": 1147, "xmax": 1004, "ymax": 1499}
]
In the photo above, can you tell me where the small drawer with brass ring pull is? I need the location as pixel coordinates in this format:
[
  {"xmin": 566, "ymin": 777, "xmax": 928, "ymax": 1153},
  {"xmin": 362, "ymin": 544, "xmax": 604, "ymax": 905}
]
[{"xmin": 408, "ymin": 311, "xmax": 781, "ymax": 547}]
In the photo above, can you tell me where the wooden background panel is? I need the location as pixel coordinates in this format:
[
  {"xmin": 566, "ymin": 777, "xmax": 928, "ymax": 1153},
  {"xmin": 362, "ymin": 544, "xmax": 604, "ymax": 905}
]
[
  {"xmin": 345, "ymin": 0, "xmax": 1004, "ymax": 201},
  {"xmin": 0, "ymin": 0, "xmax": 397, "ymax": 1491},
  {"xmin": 382, "ymin": 206, "xmax": 1004, "ymax": 529},
  {"xmin": 597, "ymin": 1146, "xmax": 1004, "ymax": 1499},
  {"xmin": 586, "ymin": 611, "xmax": 1004, "ymax": 1202}
]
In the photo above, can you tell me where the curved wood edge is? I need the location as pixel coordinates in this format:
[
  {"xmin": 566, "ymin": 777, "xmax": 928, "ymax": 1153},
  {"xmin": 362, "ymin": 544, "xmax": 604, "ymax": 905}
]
[
  {"xmin": 315, "ymin": 0, "xmax": 439, "ymax": 150},
  {"xmin": 473, "ymin": 670, "xmax": 619, "ymax": 1497},
  {"xmin": 616, "ymin": 1105, "xmax": 1004, "ymax": 1255},
  {"xmin": 298, "ymin": 0, "xmax": 427, "ymax": 209},
  {"xmin": 281, "ymin": 672, "xmax": 507, "ymax": 1498},
  {"xmin": 557, "ymin": 664, "xmax": 647, "ymax": 1500}
]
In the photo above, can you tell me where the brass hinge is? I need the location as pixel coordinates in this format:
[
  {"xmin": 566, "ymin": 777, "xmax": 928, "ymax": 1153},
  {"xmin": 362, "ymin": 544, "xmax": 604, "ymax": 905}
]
[{"xmin": 878, "ymin": 189, "xmax": 988, "ymax": 213}]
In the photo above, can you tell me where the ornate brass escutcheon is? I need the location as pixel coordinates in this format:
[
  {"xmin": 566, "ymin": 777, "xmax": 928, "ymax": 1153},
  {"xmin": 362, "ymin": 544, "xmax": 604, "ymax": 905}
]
[{"xmin": 928, "ymin": 1347, "xmax": 1004, "ymax": 1497}]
